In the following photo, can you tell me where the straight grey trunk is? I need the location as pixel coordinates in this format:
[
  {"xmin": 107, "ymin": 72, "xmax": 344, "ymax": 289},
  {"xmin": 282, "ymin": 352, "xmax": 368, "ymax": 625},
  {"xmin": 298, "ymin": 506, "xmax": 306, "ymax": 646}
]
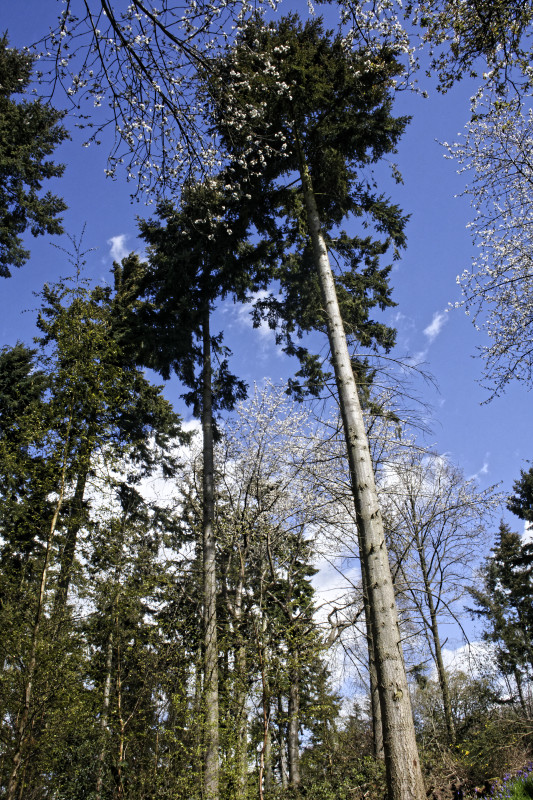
[
  {"xmin": 259, "ymin": 620, "xmax": 272, "ymax": 798},
  {"xmin": 234, "ymin": 575, "xmax": 248, "ymax": 800},
  {"xmin": 202, "ymin": 306, "xmax": 219, "ymax": 800},
  {"xmin": 278, "ymin": 696, "xmax": 288, "ymax": 790},
  {"xmin": 261, "ymin": 618, "xmax": 273, "ymax": 796},
  {"xmin": 361, "ymin": 556, "xmax": 385, "ymax": 759},
  {"xmin": 264, "ymin": 722, "xmax": 273, "ymax": 794},
  {"xmin": 95, "ymin": 628, "xmax": 114, "ymax": 800},
  {"xmin": 52, "ymin": 465, "xmax": 89, "ymax": 618},
  {"xmin": 287, "ymin": 671, "xmax": 300, "ymax": 788},
  {"xmin": 412, "ymin": 523, "xmax": 455, "ymax": 744},
  {"xmin": 298, "ymin": 159, "xmax": 425, "ymax": 800}
]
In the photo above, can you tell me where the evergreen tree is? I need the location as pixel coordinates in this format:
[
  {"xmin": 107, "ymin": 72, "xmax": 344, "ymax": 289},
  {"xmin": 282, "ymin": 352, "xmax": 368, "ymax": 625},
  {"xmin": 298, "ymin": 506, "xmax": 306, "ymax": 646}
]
[
  {"xmin": 204, "ymin": 16, "xmax": 425, "ymax": 800},
  {"xmin": 0, "ymin": 36, "xmax": 68, "ymax": 277},
  {"xmin": 508, "ymin": 465, "xmax": 533, "ymax": 524},
  {"xmin": 115, "ymin": 178, "xmax": 273, "ymax": 800},
  {"xmin": 0, "ymin": 270, "xmax": 184, "ymax": 800},
  {"xmin": 469, "ymin": 521, "xmax": 533, "ymax": 715}
]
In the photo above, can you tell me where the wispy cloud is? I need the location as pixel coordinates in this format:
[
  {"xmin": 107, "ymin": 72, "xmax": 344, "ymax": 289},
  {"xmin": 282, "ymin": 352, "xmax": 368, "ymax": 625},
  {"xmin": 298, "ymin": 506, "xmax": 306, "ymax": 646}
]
[
  {"xmin": 107, "ymin": 234, "xmax": 130, "ymax": 263},
  {"xmin": 441, "ymin": 640, "xmax": 495, "ymax": 677},
  {"xmin": 407, "ymin": 309, "xmax": 449, "ymax": 365},
  {"xmin": 235, "ymin": 290, "xmax": 272, "ymax": 339},
  {"xmin": 423, "ymin": 310, "xmax": 448, "ymax": 344},
  {"xmin": 468, "ymin": 455, "xmax": 490, "ymax": 482}
]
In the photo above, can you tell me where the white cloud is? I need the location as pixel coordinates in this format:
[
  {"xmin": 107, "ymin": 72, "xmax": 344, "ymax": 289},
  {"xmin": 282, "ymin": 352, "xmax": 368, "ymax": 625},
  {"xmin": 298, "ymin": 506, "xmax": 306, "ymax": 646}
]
[
  {"xmin": 440, "ymin": 640, "xmax": 496, "ymax": 676},
  {"xmin": 235, "ymin": 290, "xmax": 272, "ymax": 339},
  {"xmin": 423, "ymin": 310, "xmax": 448, "ymax": 344},
  {"xmin": 468, "ymin": 456, "xmax": 490, "ymax": 482},
  {"xmin": 107, "ymin": 234, "xmax": 130, "ymax": 263}
]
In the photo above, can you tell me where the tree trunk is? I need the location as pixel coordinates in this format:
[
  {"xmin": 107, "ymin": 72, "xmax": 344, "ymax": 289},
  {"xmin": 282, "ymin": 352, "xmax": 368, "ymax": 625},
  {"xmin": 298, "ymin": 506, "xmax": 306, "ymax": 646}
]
[
  {"xmin": 6, "ymin": 411, "xmax": 72, "ymax": 800},
  {"xmin": 297, "ymin": 154, "xmax": 425, "ymax": 800},
  {"xmin": 513, "ymin": 667, "xmax": 528, "ymax": 717},
  {"xmin": 202, "ymin": 305, "xmax": 219, "ymax": 800},
  {"xmin": 95, "ymin": 628, "xmax": 114, "ymax": 800},
  {"xmin": 264, "ymin": 722, "xmax": 273, "ymax": 795},
  {"xmin": 278, "ymin": 696, "xmax": 288, "ymax": 790},
  {"xmin": 234, "ymin": 572, "xmax": 248, "ymax": 800},
  {"xmin": 52, "ymin": 465, "xmax": 89, "ymax": 619},
  {"xmin": 413, "ymin": 523, "xmax": 455, "ymax": 744},
  {"xmin": 361, "ymin": 555, "xmax": 385, "ymax": 759},
  {"xmin": 287, "ymin": 670, "xmax": 300, "ymax": 789}
]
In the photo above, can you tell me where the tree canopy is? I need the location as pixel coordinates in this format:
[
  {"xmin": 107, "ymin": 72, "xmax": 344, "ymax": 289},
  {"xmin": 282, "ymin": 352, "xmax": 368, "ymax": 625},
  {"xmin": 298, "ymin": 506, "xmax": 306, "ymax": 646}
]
[{"xmin": 0, "ymin": 36, "xmax": 68, "ymax": 277}]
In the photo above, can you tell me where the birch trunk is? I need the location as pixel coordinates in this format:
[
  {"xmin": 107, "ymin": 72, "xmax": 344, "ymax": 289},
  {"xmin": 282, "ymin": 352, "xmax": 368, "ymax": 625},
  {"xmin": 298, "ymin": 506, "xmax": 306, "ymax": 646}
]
[
  {"xmin": 202, "ymin": 305, "xmax": 219, "ymax": 800},
  {"xmin": 297, "ymin": 156, "xmax": 425, "ymax": 800}
]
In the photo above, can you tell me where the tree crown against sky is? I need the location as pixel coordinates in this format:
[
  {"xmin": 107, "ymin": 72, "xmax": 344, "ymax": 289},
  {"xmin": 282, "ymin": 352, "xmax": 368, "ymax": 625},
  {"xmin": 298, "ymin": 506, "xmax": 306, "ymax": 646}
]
[
  {"xmin": 410, "ymin": 0, "xmax": 533, "ymax": 96},
  {"xmin": 28, "ymin": 0, "xmax": 418, "ymax": 196},
  {"xmin": 0, "ymin": 36, "xmax": 68, "ymax": 278},
  {"xmin": 35, "ymin": 0, "xmax": 276, "ymax": 193},
  {"xmin": 113, "ymin": 177, "xmax": 275, "ymax": 421},
  {"xmin": 201, "ymin": 14, "xmax": 409, "ymax": 397}
]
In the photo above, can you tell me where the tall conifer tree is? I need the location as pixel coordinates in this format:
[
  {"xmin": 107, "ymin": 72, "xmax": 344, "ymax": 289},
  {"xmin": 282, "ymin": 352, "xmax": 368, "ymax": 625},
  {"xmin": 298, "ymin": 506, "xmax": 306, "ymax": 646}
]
[
  {"xmin": 204, "ymin": 17, "xmax": 425, "ymax": 800},
  {"xmin": 118, "ymin": 179, "xmax": 273, "ymax": 800}
]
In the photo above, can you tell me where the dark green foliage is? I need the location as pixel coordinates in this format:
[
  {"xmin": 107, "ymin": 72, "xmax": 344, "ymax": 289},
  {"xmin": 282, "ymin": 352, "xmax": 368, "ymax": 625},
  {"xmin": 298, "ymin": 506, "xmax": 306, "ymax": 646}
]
[
  {"xmin": 115, "ymin": 179, "xmax": 274, "ymax": 419},
  {"xmin": 469, "ymin": 522, "xmax": 533, "ymax": 691},
  {"xmin": 508, "ymin": 466, "xmax": 533, "ymax": 523},
  {"xmin": 205, "ymin": 15, "xmax": 409, "ymax": 395},
  {"xmin": 0, "ymin": 270, "xmax": 189, "ymax": 799},
  {"xmin": 0, "ymin": 36, "xmax": 68, "ymax": 277},
  {"xmin": 0, "ymin": 343, "xmax": 50, "ymax": 574}
]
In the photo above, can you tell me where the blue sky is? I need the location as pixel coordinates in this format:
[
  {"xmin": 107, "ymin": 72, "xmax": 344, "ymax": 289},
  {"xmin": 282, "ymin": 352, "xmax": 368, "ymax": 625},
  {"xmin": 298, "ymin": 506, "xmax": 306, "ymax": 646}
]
[{"xmin": 3, "ymin": 0, "xmax": 533, "ymax": 551}]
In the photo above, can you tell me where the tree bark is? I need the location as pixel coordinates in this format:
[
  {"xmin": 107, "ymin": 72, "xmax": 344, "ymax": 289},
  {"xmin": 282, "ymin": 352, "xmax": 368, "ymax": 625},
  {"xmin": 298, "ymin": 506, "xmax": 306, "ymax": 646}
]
[
  {"xmin": 297, "ymin": 154, "xmax": 425, "ymax": 800},
  {"xmin": 287, "ymin": 669, "xmax": 300, "ymax": 789},
  {"xmin": 278, "ymin": 696, "xmax": 288, "ymax": 790},
  {"xmin": 234, "ymin": 571, "xmax": 248, "ymax": 800},
  {"xmin": 95, "ymin": 628, "xmax": 114, "ymax": 800},
  {"xmin": 52, "ymin": 463, "xmax": 89, "ymax": 619},
  {"xmin": 412, "ymin": 522, "xmax": 456, "ymax": 744},
  {"xmin": 202, "ymin": 305, "xmax": 219, "ymax": 800},
  {"xmin": 264, "ymin": 722, "xmax": 273, "ymax": 795},
  {"xmin": 361, "ymin": 555, "xmax": 385, "ymax": 759}
]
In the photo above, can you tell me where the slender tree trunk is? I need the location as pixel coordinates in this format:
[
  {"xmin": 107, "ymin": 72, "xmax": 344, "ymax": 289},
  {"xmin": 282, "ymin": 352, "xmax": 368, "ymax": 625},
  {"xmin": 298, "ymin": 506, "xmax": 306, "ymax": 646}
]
[
  {"xmin": 361, "ymin": 555, "xmax": 385, "ymax": 759},
  {"xmin": 258, "ymin": 617, "xmax": 272, "ymax": 800},
  {"xmin": 7, "ymin": 412, "xmax": 73, "ymax": 800},
  {"xmin": 234, "ymin": 572, "xmax": 248, "ymax": 800},
  {"xmin": 52, "ymin": 466, "xmax": 89, "ymax": 618},
  {"xmin": 513, "ymin": 668, "xmax": 528, "ymax": 717},
  {"xmin": 264, "ymin": 722, "xmax": 273, "ymax": 795},
  {"xmin": 297, "ymin": 152, "xmax": 425, "ymax": 800},
  {"xmin": 287, "ymin": 669, "xmax": 300, "ymax": 789},
  {"xmin": 413, "ymin": 523, "xmax": 455, "ymax": 744},
  {"xmin": 116, "ymin": 642, "xmax": 126, "ymax": 800},
  {"xmin": 95, "ymin": 627, "xmax": 114, "ymax": 800},
  {"xmin": 202, "ymin": 305, "xmax": 219, "ymax": 800},
  {"xmin": 277, "ymin": 696, "xmax": 288, "ymax": 790}
]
